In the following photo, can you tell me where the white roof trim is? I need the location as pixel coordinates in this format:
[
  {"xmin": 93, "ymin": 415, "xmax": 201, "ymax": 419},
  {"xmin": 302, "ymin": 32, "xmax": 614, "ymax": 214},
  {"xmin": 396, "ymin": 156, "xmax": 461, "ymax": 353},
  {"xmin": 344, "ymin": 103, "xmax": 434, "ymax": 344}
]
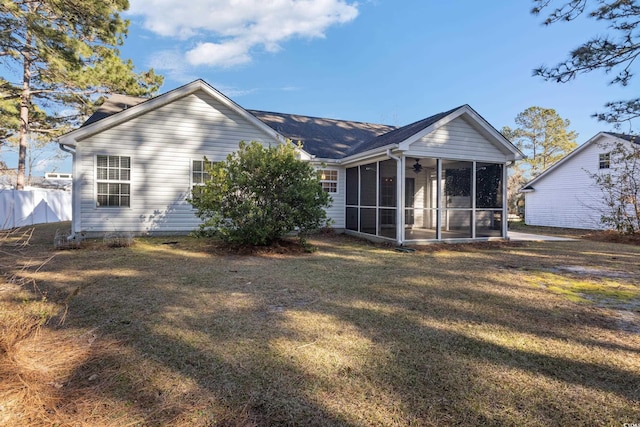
[
  {"xmin": 519, "ymin": 132, "xmax": 617, "ymax": 191},
  {"xmin": 58, "ymin": 79, "xmax": 314, "ymax": 158},
  {"xmin": 340, "ymin": 145, "xmax": 402, "ymax": 164},
  {"xmin": 398, "ymin": 105, "xmax": 524, "ymax": 159}
]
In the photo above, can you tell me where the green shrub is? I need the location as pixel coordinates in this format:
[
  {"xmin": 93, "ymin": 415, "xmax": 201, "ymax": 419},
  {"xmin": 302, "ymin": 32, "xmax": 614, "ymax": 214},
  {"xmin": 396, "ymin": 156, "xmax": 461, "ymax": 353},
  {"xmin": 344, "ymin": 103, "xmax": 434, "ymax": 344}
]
[{"xmin": 189, "ymin": 141, "xmax": 332, "ymax": 246}]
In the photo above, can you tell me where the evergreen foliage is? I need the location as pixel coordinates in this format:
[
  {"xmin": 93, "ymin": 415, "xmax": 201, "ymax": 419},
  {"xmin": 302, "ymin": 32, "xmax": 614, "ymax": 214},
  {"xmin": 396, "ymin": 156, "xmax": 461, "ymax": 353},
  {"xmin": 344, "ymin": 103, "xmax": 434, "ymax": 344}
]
[
  {"xmin": 532, "ymin": 0, "xmax": 640, "ymax": 126},
  {"xmin": 503, "ymin": 106, "xmax": 578, "ymax": 178},
  {"xmin": 0, "ymin": 0, "xmax": 163, "ymax": 188},
  {"xmin": 189, "ymin": 141, "xmax": 332, "ymax": 247}
]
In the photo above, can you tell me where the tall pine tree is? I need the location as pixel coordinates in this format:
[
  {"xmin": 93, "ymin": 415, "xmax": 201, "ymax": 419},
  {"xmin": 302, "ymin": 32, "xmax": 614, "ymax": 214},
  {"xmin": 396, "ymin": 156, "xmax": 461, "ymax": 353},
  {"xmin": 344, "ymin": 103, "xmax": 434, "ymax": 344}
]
[
  {"xmin": 0, "ymin": 0, "xmax": 163, "ymax": 189},
  {"xmin": 532, "ymin": 0, "xmax": 640, "ymax": 126},
  {"xmin": 502, "ymin": 106, "xmax": 578, "ymax": 178}
]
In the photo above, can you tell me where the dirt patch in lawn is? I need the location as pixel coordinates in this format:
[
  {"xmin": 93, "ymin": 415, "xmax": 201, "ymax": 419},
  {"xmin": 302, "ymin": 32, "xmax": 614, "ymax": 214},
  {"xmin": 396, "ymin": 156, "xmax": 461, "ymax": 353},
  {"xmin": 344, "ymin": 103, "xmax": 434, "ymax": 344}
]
[
  {"xmin": 553, "ymin": 265, "xmax": 636, "ymax": 279},
  {"xmin": 615, "ymin": 310, "xmax": 640, "ymax": 334},
  {"xmin": 529, "ymin": 264, "xmax": 640, "ymax": 317}
]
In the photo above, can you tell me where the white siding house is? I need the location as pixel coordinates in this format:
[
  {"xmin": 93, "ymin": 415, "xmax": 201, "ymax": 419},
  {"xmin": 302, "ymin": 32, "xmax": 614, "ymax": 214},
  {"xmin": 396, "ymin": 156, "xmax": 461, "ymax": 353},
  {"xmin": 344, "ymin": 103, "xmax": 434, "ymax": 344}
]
[
  {"xmin": 72, "ymin": 91, "xmax": 284, "ymax": 235},
  {"xmin": 58, "ymin": 79, "xmax": 523, "ymax": 244},
  {"xmin": 521, "ymin": 132, "xmax": 637, "ymax": 230}
]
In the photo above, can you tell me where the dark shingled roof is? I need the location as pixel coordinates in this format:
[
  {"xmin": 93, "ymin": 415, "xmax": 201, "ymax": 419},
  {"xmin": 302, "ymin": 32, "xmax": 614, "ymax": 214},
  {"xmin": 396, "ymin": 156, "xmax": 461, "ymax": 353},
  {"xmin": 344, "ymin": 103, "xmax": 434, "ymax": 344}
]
[
  {"xmin": 605, "ymin": 132, "xmax": 640, "ymax": 144},
  {"xmin": 83, "ymin": 94, "xmax": 148, "ymax": 127},
  {"xmin": 79, "ymin": 92, "xmax": 467, "ymax": 159},
  {"xmin": 247, "ymin": 110, "xmax": 396, "ymax": 158}
]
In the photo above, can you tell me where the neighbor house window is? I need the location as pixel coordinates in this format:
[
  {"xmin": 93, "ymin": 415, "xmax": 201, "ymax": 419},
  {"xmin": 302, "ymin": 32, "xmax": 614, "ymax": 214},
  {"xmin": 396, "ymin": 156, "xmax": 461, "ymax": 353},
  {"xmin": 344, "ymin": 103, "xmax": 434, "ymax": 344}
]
[
  {"xmin": 96, "ymin": 155, "xmax": 130, "ymax": 207},
  {"xmin": 318, "ymin": 169, "xmax": 338, "ymax": 193},
  {"xmin": 599, "ymin": 153, "xmax": 611, "ymax": 169}
]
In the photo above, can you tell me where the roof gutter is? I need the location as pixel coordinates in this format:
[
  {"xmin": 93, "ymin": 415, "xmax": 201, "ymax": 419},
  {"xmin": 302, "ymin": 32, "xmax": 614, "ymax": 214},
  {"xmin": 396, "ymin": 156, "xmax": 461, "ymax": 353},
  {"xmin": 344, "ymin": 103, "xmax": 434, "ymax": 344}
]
[
  {"xmin": 339, "ymin": 144, "xmax": 400, "ymax": 165},
  {"xmin": 59, "ymin": 140, "xmax": 76, "ymax": 154}
]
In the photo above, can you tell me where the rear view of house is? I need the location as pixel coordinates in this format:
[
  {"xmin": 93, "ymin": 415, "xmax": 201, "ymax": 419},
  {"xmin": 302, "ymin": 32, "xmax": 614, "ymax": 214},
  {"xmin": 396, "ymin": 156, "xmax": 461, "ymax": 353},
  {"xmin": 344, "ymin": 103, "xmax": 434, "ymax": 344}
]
[
  {"xmin": 521, "ymin": 132, "xmax": 638, "ymax": 230},
  {"xmin": 58, "ymin": 79, "xmax": 523, "ymax": 244}
]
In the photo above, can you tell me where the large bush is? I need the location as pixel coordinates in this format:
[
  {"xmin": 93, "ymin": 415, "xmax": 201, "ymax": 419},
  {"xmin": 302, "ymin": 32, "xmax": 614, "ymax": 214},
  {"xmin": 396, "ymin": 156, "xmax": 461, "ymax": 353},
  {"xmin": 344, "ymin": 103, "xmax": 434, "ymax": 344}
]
[{"xmin": 190, "ymin": 141, "xmax": 332, "ymax": 246}]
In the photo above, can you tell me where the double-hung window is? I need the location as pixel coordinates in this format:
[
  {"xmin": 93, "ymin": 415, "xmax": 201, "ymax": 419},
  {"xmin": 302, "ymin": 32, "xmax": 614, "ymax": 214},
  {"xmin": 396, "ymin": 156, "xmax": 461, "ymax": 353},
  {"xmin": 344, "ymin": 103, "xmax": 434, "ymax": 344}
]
[
  {"xmin": 191, "ymin": 159, "xmax": 213, "ymax": 199},
  {"xmin": 599, "ymin": 153, "xmax": 611, "ymax": 169},
  {"xmin": 192, "ymin": 159, "xmax": 212, "ymax": 186},
  {"xmin": 318, "ymin": 169, "xmax": 338, "ymax": 193},
  {"xmin": 96, "ymin": 155, "xmax": 131, "ymax": 207}
]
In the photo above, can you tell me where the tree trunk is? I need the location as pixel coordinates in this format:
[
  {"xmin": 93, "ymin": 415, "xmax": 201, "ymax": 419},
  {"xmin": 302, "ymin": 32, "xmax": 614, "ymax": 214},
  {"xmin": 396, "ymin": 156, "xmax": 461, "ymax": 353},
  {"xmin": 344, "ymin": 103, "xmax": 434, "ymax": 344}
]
[{"xmin": 17, "ymin": 30, "xmax": 31, "ymax": 190}]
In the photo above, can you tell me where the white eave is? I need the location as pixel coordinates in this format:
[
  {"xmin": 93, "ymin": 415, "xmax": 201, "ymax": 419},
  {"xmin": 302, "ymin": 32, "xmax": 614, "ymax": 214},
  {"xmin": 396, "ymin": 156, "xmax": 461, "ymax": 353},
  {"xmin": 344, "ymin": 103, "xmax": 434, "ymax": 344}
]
[{"xmin": 340, "ymin": 144, "xmax": 401, "ymax": 165}]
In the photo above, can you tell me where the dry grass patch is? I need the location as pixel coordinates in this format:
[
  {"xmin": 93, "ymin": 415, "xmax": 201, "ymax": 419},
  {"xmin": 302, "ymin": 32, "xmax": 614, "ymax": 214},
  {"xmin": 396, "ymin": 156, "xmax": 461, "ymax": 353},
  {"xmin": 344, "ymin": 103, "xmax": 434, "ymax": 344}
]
[{"xmin": 1, "ymin": 222, "xmax": 639, "ymax": 425}]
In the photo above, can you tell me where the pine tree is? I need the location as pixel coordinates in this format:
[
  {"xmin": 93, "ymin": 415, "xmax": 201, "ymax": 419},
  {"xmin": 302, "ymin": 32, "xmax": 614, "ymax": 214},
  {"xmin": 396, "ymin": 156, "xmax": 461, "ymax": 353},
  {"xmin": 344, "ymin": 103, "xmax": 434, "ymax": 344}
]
[
  {"xmin": 0, "ymin": 0, "xmax": 163, "ymax": 189},
  {"xmin": 502, "ymin": 106, "xmax": 578, "ymax": 178},
  {"xmin": 532, "ymin": 0, "xmax": 640, "ymax": 126}
]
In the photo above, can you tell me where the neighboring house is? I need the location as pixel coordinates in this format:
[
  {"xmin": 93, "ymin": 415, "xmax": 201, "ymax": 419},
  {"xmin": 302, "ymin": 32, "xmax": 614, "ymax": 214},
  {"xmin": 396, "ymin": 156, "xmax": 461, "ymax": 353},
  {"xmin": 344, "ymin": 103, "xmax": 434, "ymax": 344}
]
[
  {"xmin": 57, "ymin": 79, "xmax": 523, "ymax": 244},
  {"xmin": 0, "ymin": 173, "xmax": 72, "ymax": 191},
  {"xmin": 521, "ymin": 132, "xmax": 638, "ymax": 230}
]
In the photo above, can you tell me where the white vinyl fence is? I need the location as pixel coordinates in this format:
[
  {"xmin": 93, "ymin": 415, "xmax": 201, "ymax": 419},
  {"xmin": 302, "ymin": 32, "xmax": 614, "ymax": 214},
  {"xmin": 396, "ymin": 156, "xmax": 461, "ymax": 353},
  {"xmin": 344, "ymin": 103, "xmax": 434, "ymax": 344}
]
[{"xmin": 0, "ymin": 189, "xmax": 72, "ymax": 230}]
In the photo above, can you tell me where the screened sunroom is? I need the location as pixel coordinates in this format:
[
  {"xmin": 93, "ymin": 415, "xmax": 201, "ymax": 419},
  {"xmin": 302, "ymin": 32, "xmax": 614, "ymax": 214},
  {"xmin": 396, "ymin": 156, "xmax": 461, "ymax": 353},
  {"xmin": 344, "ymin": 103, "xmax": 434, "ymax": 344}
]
[{"xmin": 344, "ymin": 157, "xmax": 506, "ymax": 244}]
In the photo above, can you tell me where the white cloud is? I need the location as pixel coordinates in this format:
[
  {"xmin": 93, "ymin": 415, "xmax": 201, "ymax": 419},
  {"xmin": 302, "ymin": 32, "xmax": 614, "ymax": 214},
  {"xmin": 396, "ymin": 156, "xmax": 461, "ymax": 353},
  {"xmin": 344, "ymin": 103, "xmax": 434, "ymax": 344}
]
[
  {"xmin": 128, "ymin": 0, "xmax": 359, "ymax": 68},
  {"xmin": 185, "ymin": 40, "xmax": 252, "ymax": 67}
]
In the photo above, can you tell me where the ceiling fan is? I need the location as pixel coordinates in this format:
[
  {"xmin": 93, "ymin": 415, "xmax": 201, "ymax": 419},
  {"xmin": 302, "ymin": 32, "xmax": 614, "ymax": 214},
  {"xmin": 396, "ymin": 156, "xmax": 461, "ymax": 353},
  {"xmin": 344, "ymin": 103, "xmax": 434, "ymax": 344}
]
[{"xmin": 412, "ymin": 158, "xmax": 423, "ymax": 173}]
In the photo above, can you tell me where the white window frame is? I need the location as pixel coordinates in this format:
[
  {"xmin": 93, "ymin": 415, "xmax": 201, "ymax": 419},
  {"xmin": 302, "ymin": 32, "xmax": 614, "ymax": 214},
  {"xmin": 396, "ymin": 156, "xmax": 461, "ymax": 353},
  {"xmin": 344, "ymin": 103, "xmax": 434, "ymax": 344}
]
[
  {"xmin": 95, "ymin": 155, "xmax": 131, "ymax": 208},
  {"xmin": 191, "ymin": 158, "xmax": 213, "ymax": 187},
  {"xmin": 318, "ymin": 168, "xmax": 339, "ymax": 193},
  {"xmin": 599, "ymin": 152, "xmax": 611, "ymax": 170},
  {"xmin": 190, "ymin": 158, "xmax": 215, "ymax": 201}
]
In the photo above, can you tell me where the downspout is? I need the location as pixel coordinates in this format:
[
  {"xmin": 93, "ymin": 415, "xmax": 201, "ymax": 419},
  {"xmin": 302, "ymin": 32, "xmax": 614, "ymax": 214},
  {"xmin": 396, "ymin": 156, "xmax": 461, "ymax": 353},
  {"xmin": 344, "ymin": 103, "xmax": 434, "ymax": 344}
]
[
  {"xmin": 59, "ymin": 141, "xmax": 78, "ymax": 238},
  {"xmin": 386, "ymin": 149, "xmax": 403, "ymax": 245}
]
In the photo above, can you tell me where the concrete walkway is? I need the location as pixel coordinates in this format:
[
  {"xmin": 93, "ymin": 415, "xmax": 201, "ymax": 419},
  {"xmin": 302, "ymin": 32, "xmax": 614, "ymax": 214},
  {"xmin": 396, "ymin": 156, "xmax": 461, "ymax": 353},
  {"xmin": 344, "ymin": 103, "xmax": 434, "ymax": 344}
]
[{"xmin": 508, "ymin": 231, "xmax": 577, "ymax": 242}]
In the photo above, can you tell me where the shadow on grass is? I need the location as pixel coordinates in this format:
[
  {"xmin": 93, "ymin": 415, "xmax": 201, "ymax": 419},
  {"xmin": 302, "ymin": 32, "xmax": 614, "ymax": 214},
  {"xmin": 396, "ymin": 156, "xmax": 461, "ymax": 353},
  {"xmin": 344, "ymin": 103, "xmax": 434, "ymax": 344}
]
[{"xmin": 11, "ymin": 227, "xmax": 640, "ymax": 425}]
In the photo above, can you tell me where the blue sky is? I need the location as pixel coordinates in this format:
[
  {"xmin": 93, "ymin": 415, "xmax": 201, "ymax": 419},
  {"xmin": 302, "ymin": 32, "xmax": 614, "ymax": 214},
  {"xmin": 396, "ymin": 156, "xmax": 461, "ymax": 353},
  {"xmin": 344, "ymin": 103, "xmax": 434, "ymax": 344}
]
[{"xmin": 7, "ymin": 0, "xmax": 638, "ymax": 174}]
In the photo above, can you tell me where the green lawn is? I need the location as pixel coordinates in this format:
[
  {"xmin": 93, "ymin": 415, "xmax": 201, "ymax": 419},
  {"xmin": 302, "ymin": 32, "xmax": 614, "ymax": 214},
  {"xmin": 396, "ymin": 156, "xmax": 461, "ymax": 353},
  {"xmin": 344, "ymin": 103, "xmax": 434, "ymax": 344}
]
[{"xmin": 1, "ymin": 223, "xmax": 639, "ymax": 426}]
